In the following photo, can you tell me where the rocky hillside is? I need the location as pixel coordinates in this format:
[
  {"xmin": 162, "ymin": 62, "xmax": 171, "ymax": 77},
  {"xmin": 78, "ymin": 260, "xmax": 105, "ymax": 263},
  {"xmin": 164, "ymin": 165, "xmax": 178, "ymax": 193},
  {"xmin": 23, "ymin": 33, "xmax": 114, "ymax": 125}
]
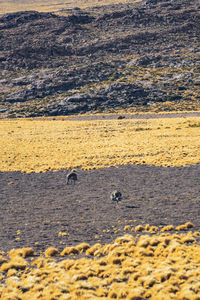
[{"xmin": 0, "ymin": 0, "xmax": 200, "ymax": 117}]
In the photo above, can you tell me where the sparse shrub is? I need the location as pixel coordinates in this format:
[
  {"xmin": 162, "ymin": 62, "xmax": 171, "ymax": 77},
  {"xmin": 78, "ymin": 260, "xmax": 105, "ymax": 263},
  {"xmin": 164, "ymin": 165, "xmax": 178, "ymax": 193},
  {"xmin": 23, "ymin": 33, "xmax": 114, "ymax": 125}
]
[
  {"xmin": 135, "ymin": 225, "xmax": 145, "ymax": 232},
  {"xmin": 124, "ymin": 225, "xmax": 130, "ymax": 231},
  {"xmin": 1, "ymin": 257, "xmax": 27, "ymax": 272},
  {"xmin": 0, "ymin": 256, "xmax": 7, "ymax": 265},
  {"xmin": 9, "ymin": 249, "xmax": 23, "ymax": 258},
  {"xmin": 0, "ymin": 229, "xmax": 200, "ymax": 298},
  {"xmin": 86, "ymin": 243, "xmax": 102, "ymax": 256},
  {"xmin": 135, "ymin": 127, "xmax": 151, "ymax": 131},
  {"xmin": 175, "ymin": 222, "xmax": 194, "ymax": 231},
  {"xmin": 181, "ymin": 236, "xmax": 195, "ymax": 244},
  {"xmin": 117, "ymin": 115, "xmax": 125, "ymax": 119},
  {"xmin": 45, "ymin": 247, "xmax": 59, "ymax": 257},
  {"xmin": 149, "ymin": 226, "xmax": 159, "ymax": 233},
  {"xmin": 160, "ymin": 225, "xmax": 174, "ymax": 232},
  {"xmin": 61, "ymin": 246, "xmax": 79, "ymax": 256},
  {"xmin": 22, "ymin": 248, "xmax": 34, "ymax": 258},
  {"xmin": 75, "ymin": 243, "xmax": 90, "ymax": 253},
  {"xmin": 188, "ymin": 122, "xmax": 200, "ymax": 128},
  {"xmin": 115, "ymin": 234, "xmax": 135, "ymax": 245}
]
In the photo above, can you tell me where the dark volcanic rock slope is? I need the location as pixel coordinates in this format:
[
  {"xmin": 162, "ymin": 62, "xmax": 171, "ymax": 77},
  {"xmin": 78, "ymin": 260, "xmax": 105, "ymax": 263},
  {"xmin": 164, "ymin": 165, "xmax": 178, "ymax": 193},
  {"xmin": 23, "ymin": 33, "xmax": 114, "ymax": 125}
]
[{"xmin": 0, "ymin": 0, "xmax": 200, "ymax": 117}]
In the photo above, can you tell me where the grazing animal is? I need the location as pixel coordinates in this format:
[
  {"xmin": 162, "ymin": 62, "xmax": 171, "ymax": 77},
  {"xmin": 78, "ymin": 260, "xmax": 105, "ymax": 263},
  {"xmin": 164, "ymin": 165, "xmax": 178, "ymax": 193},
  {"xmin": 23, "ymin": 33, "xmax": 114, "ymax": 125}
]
[
  {"xmin": 110, "ymin": 190, "xmax": 122, "ymax": 203},
  {"xmin": 66, "ymin": 171, "xmax": 77, "ymax": 184}
]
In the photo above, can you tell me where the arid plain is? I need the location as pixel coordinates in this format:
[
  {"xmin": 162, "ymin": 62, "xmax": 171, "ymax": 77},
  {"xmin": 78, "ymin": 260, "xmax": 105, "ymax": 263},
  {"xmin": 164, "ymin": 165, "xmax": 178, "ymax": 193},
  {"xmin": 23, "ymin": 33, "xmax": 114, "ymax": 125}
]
[
  {"xmin": 0, "ymin": 0, "xmax": 200, "ymax": 298},
  {"xmin": 0, "ymin": 113, "xmax": 200, "ymax": 299}
]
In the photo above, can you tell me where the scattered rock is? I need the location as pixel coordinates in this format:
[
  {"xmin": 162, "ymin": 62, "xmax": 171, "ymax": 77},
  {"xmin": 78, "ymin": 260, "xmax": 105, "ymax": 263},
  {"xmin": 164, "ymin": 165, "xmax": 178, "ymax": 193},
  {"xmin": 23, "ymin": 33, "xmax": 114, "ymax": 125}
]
[{"xmin": 0, "ymin": 0, "xmax": 199, "ymax": 117}]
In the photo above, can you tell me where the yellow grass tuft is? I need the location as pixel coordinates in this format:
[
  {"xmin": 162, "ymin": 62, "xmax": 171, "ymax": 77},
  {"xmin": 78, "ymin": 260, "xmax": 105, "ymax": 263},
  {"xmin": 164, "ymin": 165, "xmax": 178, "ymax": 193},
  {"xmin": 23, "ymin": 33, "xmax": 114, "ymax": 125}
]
[
  {"xmin": 44, "ymin": 247, "xmax": 59, "ymax": 257},
  {"xmin": 75, "ymin": 242, "xmax": 90, "ymax": 253},
  {"xmin": 137, "ymin": 235, "xmax": 151, "ymax": 248},
  {"xmin": 22, "ymin": 248, "xmax": 34, "ymax": 258},
  {"xmin": 1, "ymin": 257, "xmax": 27, "ymax": 272},
  {"xmin": 124, "ymin": 225, "xmax": 131, "ymax": 231},
  {"xmin": 135, "ymin": 225, "xmax": 145, "ymax": 232},
  {"xmin": 115, "ymin": 234, "xmax": 135, "ymax": 245},
  {"xmin": 127, "ymin": 287, "xmax": 145, "ymax": 300},
  {"xmin": 160, "ymin": 225, "xmax": 174, "ymax": 232},
  {"xmin": 181, "ymin": 235, "xmax": 196, "ymax": 244},
  {"xmin": 85, "ymin": 243, "xmax": 102, "ymax": 256},
  {"xmin": 60, "ymin": 247, "xmax": 79, "ymax": 256},
  {"xmin": 58, "ymin": 231, "xmax": 68, "ymax": 237},
  {"xmin": 8, "ymin": 249, "xmax": 23, "ymax": 259},
  {"xmin": 9, "ymin": 248, "xmax": 34, "ymax": 259},
  {"xmin": 7, "ymin": 269, "xmax": 17, "ymax": 277},
  {"xmin": 0, "ymin": 256, "xmax": 7, "ymax": 265},
  {"xmin": 0, "ymin": 229, "xmax": 200, "ymax": 298},
  {"xmin": 193, "ymin": 231, "xmax": 200, "ymax": 237},
  {"xmin": 176, "ymin": 222, "xmax": 194, "ymax": 231},
  {"xmin": 148, "ymin": 226, "xmax": 159, "ymax": 233}
]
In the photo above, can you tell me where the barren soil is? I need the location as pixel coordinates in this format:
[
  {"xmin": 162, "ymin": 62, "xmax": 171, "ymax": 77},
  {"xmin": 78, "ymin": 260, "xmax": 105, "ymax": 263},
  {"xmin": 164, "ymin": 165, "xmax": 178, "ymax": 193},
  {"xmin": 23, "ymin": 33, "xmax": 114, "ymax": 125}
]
[{"xmin": 0, "ymin": 163, "xmax": 199, "ymax": 253}]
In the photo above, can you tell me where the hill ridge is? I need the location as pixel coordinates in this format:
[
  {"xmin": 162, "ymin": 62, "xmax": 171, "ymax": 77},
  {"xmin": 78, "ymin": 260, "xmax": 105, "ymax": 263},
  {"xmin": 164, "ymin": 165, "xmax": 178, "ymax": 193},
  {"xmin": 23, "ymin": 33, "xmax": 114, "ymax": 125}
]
[{"xmin": 0, "ymin": 0, "xmax": 199, "ymax": 117}]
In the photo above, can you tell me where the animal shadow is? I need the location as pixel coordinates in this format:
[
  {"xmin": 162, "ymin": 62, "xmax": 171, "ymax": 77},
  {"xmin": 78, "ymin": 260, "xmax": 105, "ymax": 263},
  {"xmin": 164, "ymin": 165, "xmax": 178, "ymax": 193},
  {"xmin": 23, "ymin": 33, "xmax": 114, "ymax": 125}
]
[{"xmin": 125, "ymin": 205, "xmax": 139, "ymax": 209}]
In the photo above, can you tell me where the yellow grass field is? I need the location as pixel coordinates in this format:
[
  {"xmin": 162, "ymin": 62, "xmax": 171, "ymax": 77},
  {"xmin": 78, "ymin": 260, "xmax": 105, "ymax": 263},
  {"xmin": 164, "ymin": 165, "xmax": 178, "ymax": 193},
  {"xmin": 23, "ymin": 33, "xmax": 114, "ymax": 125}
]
[
  {"xmin": 0, "ymin": 115, "xmax": 200, "ymax": 299},
  {"xmin": 0, "ymin": 227, "xmax": 200, "ymax": 299},
  {"xmin": 0, "ymin": 0, "xmax": 139, "ymax": 15},
  {"xmin": 0, "ymin": 116, "xmax": 199, "ymax": 173}
]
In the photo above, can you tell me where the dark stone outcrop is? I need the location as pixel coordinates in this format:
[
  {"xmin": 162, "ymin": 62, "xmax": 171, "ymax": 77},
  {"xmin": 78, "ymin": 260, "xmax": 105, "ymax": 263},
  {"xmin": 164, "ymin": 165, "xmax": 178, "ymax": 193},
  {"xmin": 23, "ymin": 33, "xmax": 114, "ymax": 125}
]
[{"xmin": 0, "ymin": 0, "xmax": 199, "ymax": 117}]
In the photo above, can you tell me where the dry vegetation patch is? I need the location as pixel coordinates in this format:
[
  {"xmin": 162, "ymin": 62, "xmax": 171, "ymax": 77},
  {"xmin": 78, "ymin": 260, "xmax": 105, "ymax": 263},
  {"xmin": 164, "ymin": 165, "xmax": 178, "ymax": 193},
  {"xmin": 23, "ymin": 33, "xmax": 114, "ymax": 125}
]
[
  {"xmin": 0, "ymin": 230, "xmax": 200, "ymax": 299},
  {"xmin": 0, "ymin": 116, "xmax": 199, "ymax": 173},
  {"xmin": 0, "ymin": 0, "xmax": 139, "ymax": 15}
]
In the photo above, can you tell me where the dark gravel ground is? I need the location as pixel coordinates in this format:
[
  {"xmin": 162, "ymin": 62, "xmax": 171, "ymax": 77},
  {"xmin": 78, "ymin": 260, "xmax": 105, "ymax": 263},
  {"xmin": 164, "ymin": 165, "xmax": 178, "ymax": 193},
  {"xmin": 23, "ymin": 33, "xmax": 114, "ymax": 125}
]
[
  {"xmin": 66, "ymin": 112, "xmax": 200, "ymax": 121},
  {"xmin": 0, "ymin": 163, "xmax": 200, "ymax": 253}
]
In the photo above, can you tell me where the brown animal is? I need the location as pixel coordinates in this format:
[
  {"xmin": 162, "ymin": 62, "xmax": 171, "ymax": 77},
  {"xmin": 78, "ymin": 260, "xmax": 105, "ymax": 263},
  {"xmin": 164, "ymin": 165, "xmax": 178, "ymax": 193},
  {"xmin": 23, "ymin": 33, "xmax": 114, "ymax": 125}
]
[
  {"xmin": 110, "ymin": 190, "xmax": 122, "ymax": 203},
  {"xmin": 66, "ymin": 171, "xmax": 77, "ymax": 184}
]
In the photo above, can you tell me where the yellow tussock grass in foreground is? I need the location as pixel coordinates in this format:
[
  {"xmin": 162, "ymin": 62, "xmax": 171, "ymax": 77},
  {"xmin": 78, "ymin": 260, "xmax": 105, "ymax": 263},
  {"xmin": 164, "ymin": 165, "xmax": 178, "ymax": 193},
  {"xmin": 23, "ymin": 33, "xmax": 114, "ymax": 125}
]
[
  {"xmin": 0, "ymin": 116, "xmax": 199, "ymax": 173},
  {"xmin": 0, "ymin": 229, "xmax": 200, "ymax": 299}
]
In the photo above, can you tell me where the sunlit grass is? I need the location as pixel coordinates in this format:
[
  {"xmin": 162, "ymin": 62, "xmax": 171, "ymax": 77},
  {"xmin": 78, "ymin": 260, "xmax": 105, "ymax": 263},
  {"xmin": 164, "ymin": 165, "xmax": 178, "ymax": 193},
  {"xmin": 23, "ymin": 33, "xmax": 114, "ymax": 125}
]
[
  {"xmin": 0, "ymin": 0, "xmax": 140, "ymax": 15},
  {"xmin": 0, "ymin": 226, "xmax": 200, "ymax": 299},
  {"xmin": 0, "ymin": 116, "xmax": 199, "ymax": 173}
]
